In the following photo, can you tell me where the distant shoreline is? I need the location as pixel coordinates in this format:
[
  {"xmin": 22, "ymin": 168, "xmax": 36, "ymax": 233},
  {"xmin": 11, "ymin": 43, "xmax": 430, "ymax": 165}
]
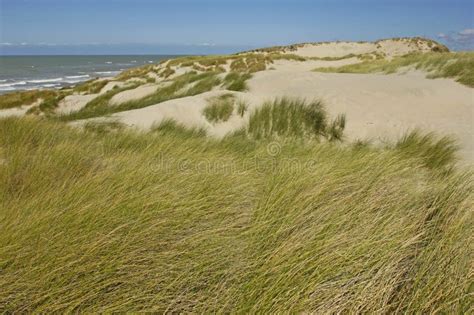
[{"xmin": 0, "ymin": 55, "xmax": 184, "ymax": 93}]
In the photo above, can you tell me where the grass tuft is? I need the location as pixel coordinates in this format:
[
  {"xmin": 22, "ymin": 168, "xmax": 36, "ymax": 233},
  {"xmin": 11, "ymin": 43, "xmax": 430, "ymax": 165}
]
[
  {"xmin": 224, "ymin": 72, "xmax": 252, "ymax": 91},
  {"xmin": 237, "ymin": 100, "xmax": 248, "ymax": 117},
  {"xmin": 247, "ymin": 98, "xmax": 337, "ymax": 140},
  {"xmin": 152, "ymin": 118, "xmax": 207, "ymax": 138},
  {"xmin": 395, "ymin": 129, "xmax": 459, "ymax": 171},
  {"xmin": 203, "ymin": 94, "xmax": 235, "ymax": 123}
]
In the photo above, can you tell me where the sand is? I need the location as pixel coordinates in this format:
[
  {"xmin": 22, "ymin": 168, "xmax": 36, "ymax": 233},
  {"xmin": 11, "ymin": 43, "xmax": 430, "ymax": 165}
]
[
  {"xmin": 0, "ymin": 99, "xmax": 42, "ymax": 117},
  {"xmin": 2, "ymin": 39, "xmax": 472, "ymax": 163},
  {"xmin": 287, "ymin": 38, "xmax": 442, "ymax": 58},
  {"xmin": 83, "ymin": 58, "xmax": 473, "ymax": 163}
]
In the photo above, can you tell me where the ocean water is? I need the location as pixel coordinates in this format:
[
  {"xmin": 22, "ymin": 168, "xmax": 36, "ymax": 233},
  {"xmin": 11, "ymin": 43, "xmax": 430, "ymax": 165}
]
[{"xmin": 0, "ymin": 55, "xmax": 180, "ymax": 93}]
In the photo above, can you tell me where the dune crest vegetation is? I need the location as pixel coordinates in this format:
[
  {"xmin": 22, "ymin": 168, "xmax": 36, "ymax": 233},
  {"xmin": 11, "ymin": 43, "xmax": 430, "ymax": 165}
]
[{"xmin": 314, "ymin": 52, "xmax": 474, "ymax": 87}]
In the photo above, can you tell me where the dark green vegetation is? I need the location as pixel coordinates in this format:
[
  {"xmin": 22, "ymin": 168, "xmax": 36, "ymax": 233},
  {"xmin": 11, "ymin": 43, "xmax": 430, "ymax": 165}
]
[
  {"xmin": 247, "ymin": 98, "xmax": 346, "ymax": 141},
  {"xmin": 203, "ymin": 94, "xmax": 236, "ymax": 123},
  {"xmin": 0, "ymin": 116, "xmax": 471, "ymax": 313},
  {"xmin": 314, "ymin": 52, "xmax": 474, "ymax": 87}
]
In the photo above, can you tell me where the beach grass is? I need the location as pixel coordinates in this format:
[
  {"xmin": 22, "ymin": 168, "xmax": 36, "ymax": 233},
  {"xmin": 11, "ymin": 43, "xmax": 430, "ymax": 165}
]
[
  {"xmin": 247, "ymin": 98, "xmax": 338, "ymax": 140},
  {"xmin": 224, "ymin": 72, "xmax": 252, "ymax": 91},
  {"xmin": 0, "ymin": 90, "xmax": 59, "ymax": 110},
  {"xmin": 0, "ymin": 116, "xmax": 471, "ymax": 313},
  {"xmin": 73, "ymin": 79, "xmax": 109, "ymax": 94},
  {"xmin": 237, "ymin": 100, "xmax": 248, "ymax": 117},
  {"xmin": 203, "ymin": 93, "xmax": 235, "ymax": 123},
  {"xmin": 59, "ymin": 72, "xmax": 223, "ymax": 121},
  {"xmin": 314, "ymin": 52, "xmax": 474, "ymax": 87}
]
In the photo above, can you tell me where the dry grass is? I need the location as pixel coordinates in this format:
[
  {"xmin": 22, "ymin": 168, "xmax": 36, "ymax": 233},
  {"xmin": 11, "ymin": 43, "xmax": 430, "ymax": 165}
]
[
  {"xmin": 0, "ymin": 116, "xmax": 471, "ymax": 313},
  {"xmin": 0, "ymin": 90, "xmax": 59, "ymax": 110}
]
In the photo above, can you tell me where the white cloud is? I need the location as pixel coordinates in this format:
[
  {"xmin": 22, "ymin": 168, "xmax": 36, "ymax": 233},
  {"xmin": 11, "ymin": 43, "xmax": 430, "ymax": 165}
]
[
  {"xmin": 459, "ymin": 29, "xmax": 474, "ymax": 36},
  {"xmin": 437, "ymin": 28, "xmax": 474, "ymax": 50}
]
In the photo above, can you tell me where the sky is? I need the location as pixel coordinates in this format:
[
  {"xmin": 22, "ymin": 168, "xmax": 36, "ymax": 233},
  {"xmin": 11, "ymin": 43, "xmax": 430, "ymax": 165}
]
[{"xmin": 0, "ymin": 0, "xmax": 473, "ymax": 55}]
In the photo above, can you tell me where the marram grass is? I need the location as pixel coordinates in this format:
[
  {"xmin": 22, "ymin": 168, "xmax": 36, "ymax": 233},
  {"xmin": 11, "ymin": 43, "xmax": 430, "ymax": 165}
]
[
  {"xmin": 0, "ymin": 116, "xmax": 471, "ymax": 313},
  {"xmin": 314, "ymin": 52, "xmax": 474, "ymax": 87}
]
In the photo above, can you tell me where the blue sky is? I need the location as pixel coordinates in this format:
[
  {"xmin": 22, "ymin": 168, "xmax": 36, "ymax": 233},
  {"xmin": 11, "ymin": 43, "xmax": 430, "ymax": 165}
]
[{"xmin": 0, "ymin": 0, "xmax": 473, "ymax": 55}]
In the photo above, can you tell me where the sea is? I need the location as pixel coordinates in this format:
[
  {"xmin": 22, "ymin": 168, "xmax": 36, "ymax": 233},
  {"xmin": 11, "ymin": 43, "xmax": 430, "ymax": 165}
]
[{"xmin": 0, "ymin": 55, "xmax": 180, "ymax": 94}]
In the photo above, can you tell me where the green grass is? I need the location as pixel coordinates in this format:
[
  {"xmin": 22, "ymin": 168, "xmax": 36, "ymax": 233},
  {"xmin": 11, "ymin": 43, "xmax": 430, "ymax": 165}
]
[
  {"xmin": 59, "ymin": 72, "xmax": 223, "ymax": 121},
  {"xmin": 58, "ymin": 83, "xmax": 141, "ymax": 121},
  {"xmin": 0, "ymin": 90, "xmax": 60, "ymax": 110},
  {"xmin": 152, "ymin": 118, "xmax": 207, "ymax": 138},
  {"xmin": 83, "ymin": 121, "xmax": 126, "ymax": 134},
  {"xmin": 247, "ymin": 98, "xmax": 345, "ymax": 141},
  {"xmin": 73, "ymin": 79, "xmax": 109, "ymax": 94},
  {"xmin": 314, "ymin": 52, "xmax": 474, "ymax": 87},
  {"xmin": 394, "ymin": 129, "xmax": 459, "ymax": 172},
  {"xmin": 116, "ymin": 64, "xmax": 156, "ymax": 81},
  {"xmin": 158, "ymin": 67, "xmax": 175, "ymax": 79},
  {"xmin": 203, "ymin": 94, "xmax": 235, "ymax": 123},
  {"xmin": 237, "ymin": 100, "xmax": 248, "ymax": 117},
  {"xmin": 224, "ymin": 72, "xmax": 252, "ymax": 91},
  {"xmin": 0, "ymin": 116, "xmax": 471, "ymax": 313}
]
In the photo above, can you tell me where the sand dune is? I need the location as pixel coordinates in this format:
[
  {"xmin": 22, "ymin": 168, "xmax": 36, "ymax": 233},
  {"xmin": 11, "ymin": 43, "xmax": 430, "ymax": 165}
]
[{"xmin": 1, "ymin": 38, "xmax": 472, "ymax": 162}]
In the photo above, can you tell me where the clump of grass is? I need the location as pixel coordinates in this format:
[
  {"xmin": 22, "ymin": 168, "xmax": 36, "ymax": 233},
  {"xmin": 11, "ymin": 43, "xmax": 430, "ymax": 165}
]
[
  {"xmin": 37, "ymin": 92, "xmax": 68, "ymax": 114},
  {"xmin": 327, "ymin": 113, "xmax": 346, "ymax": 141},
  {"xmin": 0, "ymin": 90, "xmax": 59, "ymax": 110},
  {"xmin": 224, "ymin": 72, "xmax": 252, "ymax": 91},
  {"xmin": 0, "ymin": 117, "xmax": 471, "ymax": 313},
  {"xmin": 247, "ymin": 98, "xmax": 338, "ymax": 140},
  {"xmin": 152, "ymin": 118, "xmax": 207, "ymax": 138},
  {"xmin": 314, "ymin": 52, "xmax": 474, "ymax": 87},
  {"xmin": 73, "ymin": 79, "xmax": 108, "ymax": 94},
  {"xmin": 116, "ymin": 64, "xmax": 155, "ymax": 81},
  {"xmin": 159, "ymin": 67, "xmax": 175, "ymax": 79},
  {"xmin": 229, "ymin": 55, "xmax": 271, "ymax": 73},
  {"xmin": 203, "ymin": 94, "xmax": 235, "ymax": 123},
  {"xmin": 83, "ymin": 121, "xmax": 125, "ymax": 134},
  {"xmin": 237, "ymin": 100, "xmax": 248, "ymax": 117},
  {"xmin": 395, "ymin": 129, "xmax": 459, "ymax": 171},
  {"xmin": 269, "ymin": 53, "xmax": 307, "ymax": 61},
  {"xmin": 185, "ymin": 74, "xmax": 222, "ymax": 95}
]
